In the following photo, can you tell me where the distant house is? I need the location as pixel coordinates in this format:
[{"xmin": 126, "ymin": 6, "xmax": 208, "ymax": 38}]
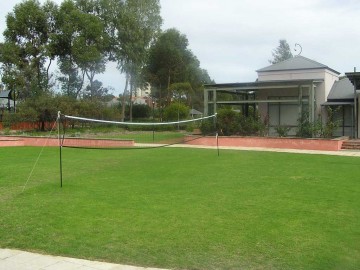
[
  {"xmin": 190, "ymin": 108, "xmax": 203, "ymax": 118},
  {"xmin": 0, "ymin": 90, "xmax": 17, "ymax": 112},
  {"xmin": 204, "ymin": 56, "xmax": 360, "ymax": 138}
]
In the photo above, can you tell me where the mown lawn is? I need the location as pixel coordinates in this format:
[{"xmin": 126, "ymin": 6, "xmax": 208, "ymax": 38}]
[{"xmin": 0, "ymin": 146, "xmax": 359, "ymax": 269}]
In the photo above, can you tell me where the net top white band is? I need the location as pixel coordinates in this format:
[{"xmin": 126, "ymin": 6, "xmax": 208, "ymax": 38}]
[{"xmin": 60, "ymin": 113, "xmax": 216, "ymax": 126}]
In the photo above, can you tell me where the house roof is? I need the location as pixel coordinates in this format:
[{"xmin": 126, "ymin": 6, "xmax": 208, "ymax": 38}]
[
  {"xmin": 190, "ymin": 109, "xmax": 203, "ymax": 115},
  {"xmin": 327, "ymin": 77, "xmax": 355, "ymax": 101},
  {"xmin": 0, "ymin": 90, "xmax": 10, "ymax": 99},
  {"xmin": 257, "ymin": 55, "xmax": 340, "ymax": 75},
  {"xmin": 345, "ymin": 72, "xmax": 360, "ymax": 89}
]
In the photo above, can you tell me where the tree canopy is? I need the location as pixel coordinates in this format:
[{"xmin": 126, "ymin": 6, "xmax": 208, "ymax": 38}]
[
  {"xmin": 0, "ymin": 0, "xmax": 212, "ymax": 124},
  {"xmin": 269, "ymin": 39, "xmax": 293, "ymax": 64},
  {"xmin": 145, "ymin": 28, "xmax": 212, "ymax": 110},
  {"xmin": 0, "ymin": 0, "xmax": 162, "ymax": 101}
]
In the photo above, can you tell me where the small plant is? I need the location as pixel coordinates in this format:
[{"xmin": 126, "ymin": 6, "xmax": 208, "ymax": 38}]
[
  {"xmin": 275, "ymin": 125, "xmax": 291, "ymax": 137},
  {"xmin": 296, "ymin": 111, "xmax": 322, "ymax": 138},
  {"xmin": 321, "ymin": 106, "xmax": 340, "ymax": 138},
  {"xmin": 3, "ymin": 128, "xmax": 11, "ymax": 135}
]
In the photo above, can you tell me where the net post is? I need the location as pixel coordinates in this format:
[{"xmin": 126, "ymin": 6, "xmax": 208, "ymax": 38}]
[
  {"xmin": 214, "ymin": 113, "xmax": 219, "ymax": 156},
  {"xmin": 57, "ymin": 111, "xmax": 63, "ymax": 188},
  {"xmin": 216, "ymin": 132, "xmax": 219, "ymax": 156}
]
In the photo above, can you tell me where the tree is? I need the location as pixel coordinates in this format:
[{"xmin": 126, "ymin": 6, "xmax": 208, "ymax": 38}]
[
  {"xmin": 163, "ymin": 102, "xmax": 189, "ymax": 121},
  {"xmin": 269, "ymin": 39, "xmax": 293, "ymax": 64},
  {"xmin": 74, "ymin": 0, "xmax": 109, "ymax": 96},
  {"xmin": 114, "ymin": 0, "xmax": 162, "ymax": 121},
  {"xmin": 54, "ymin": 0, "xmax": 108, "ymax": 98},
  {"xmin": 145, "ymin": 28, "xmax": 212, "ymax": 110},
  {"xmin": 1, "ymin": 0, "xmax": 54, "ymax": 98},
  {"xmin": 169, "ymin": 82, "xmax": 193, "ymax": 105},
  {"xmin": 83, "ymin": 80, "xmax": 111, "ymax": 100}
]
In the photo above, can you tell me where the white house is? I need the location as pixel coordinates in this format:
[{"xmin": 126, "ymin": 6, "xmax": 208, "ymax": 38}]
[{"xmin": 204, "ymin": 56, "xmax": 360, "ymax": 138}]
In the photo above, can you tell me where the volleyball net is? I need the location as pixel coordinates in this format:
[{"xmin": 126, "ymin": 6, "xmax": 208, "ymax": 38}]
[{"xmin": 57, "ymin": 112, "xmax": 218, "ymax": 150}]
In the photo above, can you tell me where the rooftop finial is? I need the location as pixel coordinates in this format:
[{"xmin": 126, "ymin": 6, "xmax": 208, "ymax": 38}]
[{"xmin": 294, "ymin": 43, "xmax": 302, "ymax": 56}]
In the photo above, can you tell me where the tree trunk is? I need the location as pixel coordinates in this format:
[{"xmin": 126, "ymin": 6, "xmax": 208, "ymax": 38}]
[
  {"xmin": 121, "ymin": 74, "xmax": 129, "ymax": 121},
  {"xmin": 45, "ymin": 59, "xmax": 52, "ymax": 92},
  {"xmin": 167, "ymin": 69, "xmax": 171, "ymax": 105},
  {"xmin": 129, "ymin": 78, "xmax": 133, "ymax": 122}
]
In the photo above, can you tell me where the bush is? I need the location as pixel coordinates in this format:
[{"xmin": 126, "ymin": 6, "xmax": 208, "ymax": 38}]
[
  {"xmin": 200, "ymin": 119, "xmax": 216, "ymax": 135},
  {"xmin": 217, "ymin": 108, "xmax": 240, "ymax": 136},
  {"xmin": 238, "ymin": 108, "xmax": 266, "ymax": 136},
  {"xmin": 321, "ymin": 106, "xmax": 340, "ymax": 138},
  {"xmin": 1, "ymin": 111, "xmax": 21, "ymax": 129},
  {"xmin": 216, "ymin": 107, "xmax": 266, "ymax": 136},
  {"xmin": 296, "ymin": 112, "xmax": 322, "ymax": 138},
  {"xmin": 275, "ymin": 125, "xmax": 291, "ymax": 137},
  {"xmin": 132, "ymin": 104, "xmax": 151, "ymax": 119},
  {"xmin": 296, "ymin": 112, "xmax": 312, "ymax": 137},
  {"xmin": 163, "ymin": 102, "xmax": 189, "ymax": 121}
]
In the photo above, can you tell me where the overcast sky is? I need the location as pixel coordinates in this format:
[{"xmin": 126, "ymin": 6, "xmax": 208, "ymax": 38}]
[{"xmin": 1, "ymin": 0, "xmax": 360, "ymax": 95}]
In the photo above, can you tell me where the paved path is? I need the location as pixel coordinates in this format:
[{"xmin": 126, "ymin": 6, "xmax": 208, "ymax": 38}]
[
  {"xmin": 0, "ymin": 249, "xmax": 168, "ymax": 270},
  {"xmin": 170, "ymin": 144, "xmax": 360, "ymax": 157}
]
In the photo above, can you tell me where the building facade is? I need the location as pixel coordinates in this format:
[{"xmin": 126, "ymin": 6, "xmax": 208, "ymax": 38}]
[{"xmin": 204, "ymin": 56, "xmax": 360, "ymax": 138}]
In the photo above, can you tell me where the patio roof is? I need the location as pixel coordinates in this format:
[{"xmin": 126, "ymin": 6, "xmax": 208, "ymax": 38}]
[
  {"xmin": 204, "ymin": 79, "xmax": 323, "ymax": 92},
  {"xmin": 0, "ymin": 90, "xmax": 11, "ymax": 99},
  {"xmin": 327, "ymin": 77, "xmax": 355, "ymax": 101},
  {"xmin": 322, "ymin": 101, "xmax": 353, "ymax": 106},
  {"xmin": 345, "ymin": 72, "xmax": 360, "ymax": 89}
]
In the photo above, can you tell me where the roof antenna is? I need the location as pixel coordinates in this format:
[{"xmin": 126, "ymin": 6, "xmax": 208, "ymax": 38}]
[{"xmin": 294, "ymin": 43, "xmax": 302, "ymax": 56}]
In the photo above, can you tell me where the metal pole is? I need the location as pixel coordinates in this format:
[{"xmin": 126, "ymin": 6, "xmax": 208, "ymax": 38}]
[
  {"xmin": 58, "ymin": 111, "xmax": 63, "ymax": 188},
  {"xmin": 60, "ymin": 144, "xmax": 63, "ymax": 188},
  {"xmin": 216, "ymin": 132, "xmax": 220, "ymax": 157},
  {"xmin": 152, "ymin": 101, "xmax": 155, "ymax": 142},
  {"xmin": 354, "ymin": 68, "xmax": 357, "ymax": 139}
]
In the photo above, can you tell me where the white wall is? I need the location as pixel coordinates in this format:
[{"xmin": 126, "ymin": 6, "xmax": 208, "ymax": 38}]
[
  {"xmin": 257, "ymin": 69, "xmax": 326, "ymax": 82},
  {"xmin": 257, "ymin": 68, "xmax": 340, "ymax": 120}
]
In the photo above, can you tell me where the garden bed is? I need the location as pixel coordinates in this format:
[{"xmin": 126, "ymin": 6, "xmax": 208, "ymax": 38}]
[
  {"xmin": 0, "ymin": 136, "xmax": 134, "ymax": 148},
  {"xmin": 185, "ymin": 135, "xmax": 345, "ymax": 151}
]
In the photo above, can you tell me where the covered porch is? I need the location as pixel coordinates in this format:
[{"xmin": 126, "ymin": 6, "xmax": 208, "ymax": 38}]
[{"xmin": 204, "ymin": 79, "xmax": 322, "ymax": 136}]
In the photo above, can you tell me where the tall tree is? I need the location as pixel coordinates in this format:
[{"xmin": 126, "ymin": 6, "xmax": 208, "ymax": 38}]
[
  {"xmin": 54, "ymin": 0, "xmax": 108, "ymax": 98},
  {"xmin": 115, "ymin": 0, "xmax": 162, "ymax": 121},
  {"xmin": 269, "ymin": 39, "xmax": 293, "ymax": 64},
  {"xmin": 74, "ymin": 0, "xmax": 110, "ymax": 96},
  {"xmin": 1, "ymin": 0, "xmax": 53, "ymax": 98},
  {"xmin": 145, "ymin": 28, "xmax": 212, "ymax": 110},
  {"xmin": 53, "ymin": 0, "xmax": 84, "ymax": 97}
]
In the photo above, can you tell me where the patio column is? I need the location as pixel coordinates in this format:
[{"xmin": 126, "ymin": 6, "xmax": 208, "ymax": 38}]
[
  {"xmin": 309, "ymin": 84, "xmax": 315, "ymax": 123},
  {"xmin": 213, "ymin": 89, "xmax": 217, "ymax": 114},
  {"xmin": 298, "ymin": 85, "xmax": 303, "ymax": 117},
  {"xmin": 354, "ymin": 80, "xmax": 358, "ymax": 138},
  {"xmin": 204, "ymin": 89, "xmax": 209, "ymax": 116}
]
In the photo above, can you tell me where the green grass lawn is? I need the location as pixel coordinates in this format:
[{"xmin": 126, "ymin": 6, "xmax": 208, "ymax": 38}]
[
  {"xmin": 0, "ymin": 146, "xmax": 359, "ymax": 269},
  {"xmin": 16, "ymin": 128, "xmax": 187, "ymax": 144}
]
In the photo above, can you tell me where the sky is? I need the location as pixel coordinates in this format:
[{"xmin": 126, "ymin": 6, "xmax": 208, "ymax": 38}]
[{"xmin": 1, "ymin": 0, "xmax": 360, "ymax": 95}]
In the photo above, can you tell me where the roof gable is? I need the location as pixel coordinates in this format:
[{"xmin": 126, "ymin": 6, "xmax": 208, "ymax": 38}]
[
  {"xmin": 257, "ymin": 56, "xmax": 340, "ymax": 75},
  {"xmin": 328, "ymin": 77, "xmax": 354, "ymax": 101}
]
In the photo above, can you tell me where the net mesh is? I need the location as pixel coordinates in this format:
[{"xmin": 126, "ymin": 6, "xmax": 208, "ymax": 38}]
[{"xmin": 58, "ymin": 113, "xmax": 217, "ymax": 150}]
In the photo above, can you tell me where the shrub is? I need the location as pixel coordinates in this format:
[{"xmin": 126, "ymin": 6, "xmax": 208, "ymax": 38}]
[
  {"xmin": 275, "ymin": 125, "xmax": 291, "ymax": 137},
  {"xmin": 132, "ymin": 104, "xmax": 151, "ymax": 119},
  {"xmin": 163, "ymin": 103, "xmax": 189, "ymax": 121},
  {"xmin": 200, "ymin": 119, "xmax": 216, "ymax": 135},
  {"xmin": 1, "ymin": 111, "xmax": 21, "ymax": 129},
  {"xmin": 216, "ymin": 108, "xmax": 240, "ymax": 136},
  {"xmin": 321, "ymin": 106, "xmax": 340, "ymax": 138}
]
